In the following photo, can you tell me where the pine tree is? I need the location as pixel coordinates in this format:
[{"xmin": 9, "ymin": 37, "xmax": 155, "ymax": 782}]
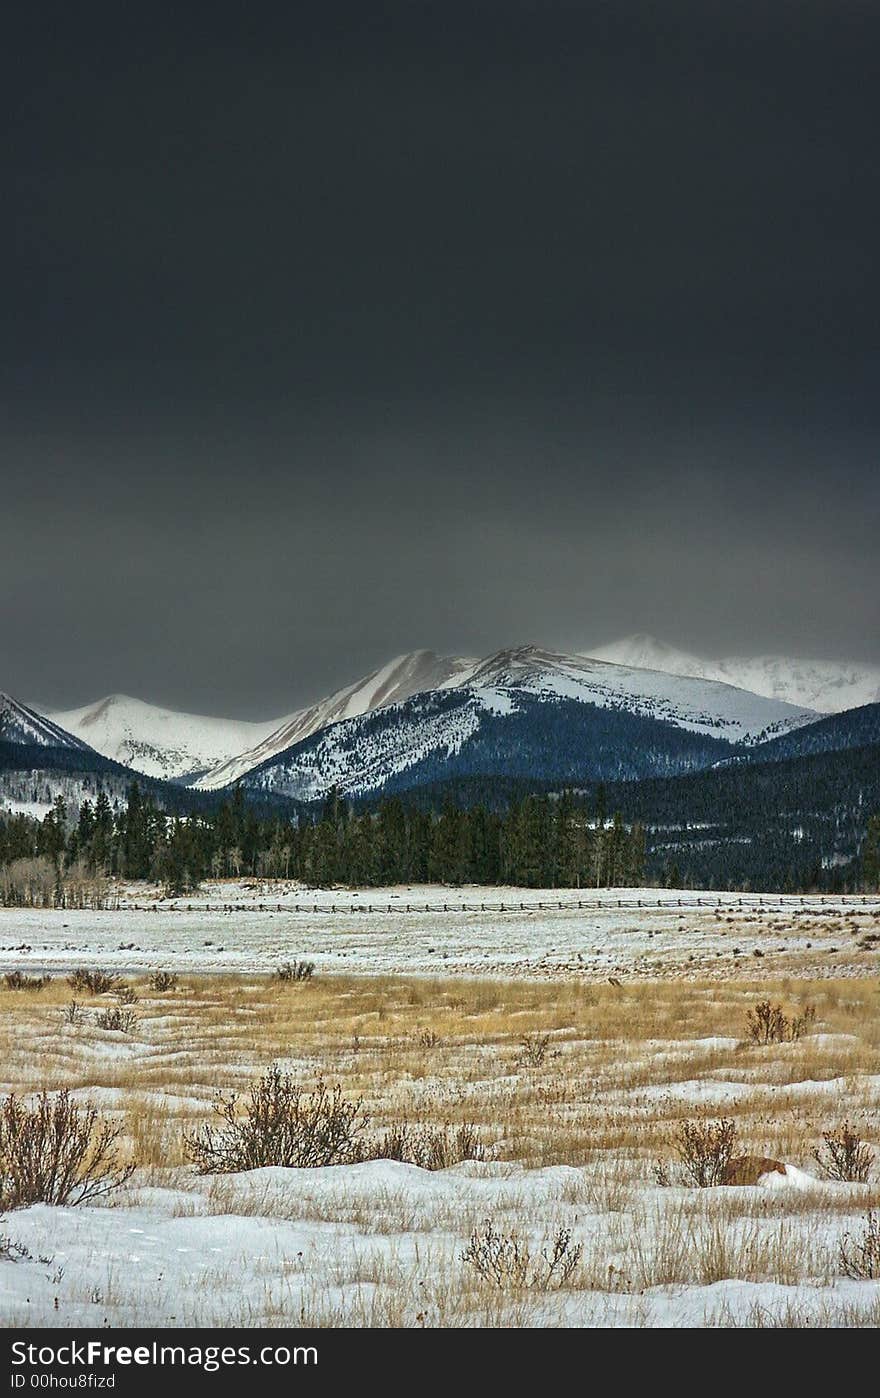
[{"xmin": 861, "ymin": 814, "xmax": 880, "ymax": 891}]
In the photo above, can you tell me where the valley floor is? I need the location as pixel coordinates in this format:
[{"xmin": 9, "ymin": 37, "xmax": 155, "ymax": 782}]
[
  {"xmin": 0, "ymin": 965, "xmax": 879, "ymax": 1327},
  {"xmin": 1, "ymin": 881, "xmax": 879, "ymax": 980}
]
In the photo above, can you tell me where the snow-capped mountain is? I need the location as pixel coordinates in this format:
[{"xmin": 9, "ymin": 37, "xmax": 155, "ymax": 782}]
[
  {"xmin": 0, "ymin": 693, "xmax": 89, "ymax": 750},
  {"xmin": 588, "ymin": 635, "xmax": 880, "ymax": 714},
  {"xmin": 437, "ymin": 646, "xmax": 816, "ymax": 742},
  {"xmin": 236, "ymin": 685, "xmax": 744, "ymax": 803},
  {"xmin": 28, "ymin": 636, "xmax": 871, "ymax": 796},
  {"xmin": 194, "ymin": 650, "xmax": 470, "ymax": 790},
  {"xmin": 227, "ymin": 647, "xmax": 820, "ymax": 803},
  {"xmin": 47, "ymin": 695, "xmax": 281, "ymax": 783},
  {"xmin": 194, "ymin": 644, "xmax": 816, "ymax": 791}
]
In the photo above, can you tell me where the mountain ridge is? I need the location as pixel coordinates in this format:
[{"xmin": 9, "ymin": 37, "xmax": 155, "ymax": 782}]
[
  {"xmin": 588, "ymin": 634, "xmax": 880, "ymax": 713},
  {"xmin": 22, "ymin": 636, "xmax": 875, "ymax": 791}
]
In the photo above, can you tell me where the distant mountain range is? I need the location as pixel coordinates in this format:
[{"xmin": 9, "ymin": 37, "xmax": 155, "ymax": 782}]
[
  {"xmin": 33, "ymin": 636, "xmax": 846, "ymax": 788},
  {"xmin": 589, "ymin": 634, "xmax": 880, "ymax": 714},
  {"xmin": 223, "ymin": 645, "xmax": 818, "ymax": 803},
  {"xmin": 0, "ymin": 636, "xmax": 876, "ymax": 816},
  {"xmin": 48, "ymin": 694, "xmax": 281, "ymax": 783},
  {"xmin": 3, "ymin": 644, "xmax": 878, "ymax": 891}
]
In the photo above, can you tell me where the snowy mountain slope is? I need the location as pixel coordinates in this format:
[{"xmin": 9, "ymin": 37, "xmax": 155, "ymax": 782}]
[
  {"xmin": 47, "ymin": 695, "xmax": 281, "ymax": 783},
  {"xmin": 437, "ymin": 646, "xmax": 817, "ymax": 743},
  {"xmin": 0, "ymin": 693, "xmax": 89, "ymax": 751},
  {"xmin": 195, "ymin": 650, "xmax": 470, "ymax": 790},
  {"xmin": 237, "ymin": 686, "xmax": 741, "ymax": 803},
  {"xmin": 588, "ymin": 635, "xmax": 880, "ymax": 714},
  {"xmin": 195, "ymin": 644, "xmax": 818, "ymax": 791},
  {"xmin": 30, "ymin": 637, "xmax": 859, "ymax": 794},
  {"xmin": 745, "ymin": 701, "xmax": 880, "ymax": 763}
]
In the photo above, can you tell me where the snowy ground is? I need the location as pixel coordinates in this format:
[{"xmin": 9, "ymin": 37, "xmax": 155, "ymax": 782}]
[
  {"xmin": 0, "ymin": 965, "xmax": 878, "ymax": 1328},
  {"xmin": 1, "ymin": 882, "xmax": 878, "ymax": 979},
  {"xmin": 4, "ymin": 1163, "xmax": 880, "ymax": 1328}
]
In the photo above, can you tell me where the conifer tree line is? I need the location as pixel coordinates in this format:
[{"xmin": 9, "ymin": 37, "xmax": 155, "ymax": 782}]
[
  {"xmin": 0, "ymin": 783, "xmax": 646, "ymax": 900},
  {"xmin": 1, "ymin": 784, "xmax": 878, "ymax": 905}
]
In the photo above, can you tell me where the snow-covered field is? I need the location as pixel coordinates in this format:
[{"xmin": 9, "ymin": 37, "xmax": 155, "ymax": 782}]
[
  {"xmin": 1, "ymin": 882, "xmax": 878, "ymax": 979},
  {"xmin": 5, "ymin": 1163, "xmax": 880, "ymax": 1328},
  {"xmin": 1, "ymin": 889, "xmax": 878, "ymax": 1328},
  {"xmin": 0, "ymin": 967, "xmax": 878, "ymax": 1328}
]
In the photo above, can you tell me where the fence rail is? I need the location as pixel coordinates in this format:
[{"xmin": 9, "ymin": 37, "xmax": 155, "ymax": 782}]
[{"xmin": 115, "ymin": 894, "xmax": 880, "ymax": 917}]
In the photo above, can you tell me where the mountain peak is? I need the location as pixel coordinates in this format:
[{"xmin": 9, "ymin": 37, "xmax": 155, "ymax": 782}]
[{"xmin": 1, "ymin": 693, "xmax": 88, "ymax": 750}]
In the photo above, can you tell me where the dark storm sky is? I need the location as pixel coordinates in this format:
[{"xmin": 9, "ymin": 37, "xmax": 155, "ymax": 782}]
[{"xmin": 2, "ymin": 3, "xmax": 879, "ymax": 717}]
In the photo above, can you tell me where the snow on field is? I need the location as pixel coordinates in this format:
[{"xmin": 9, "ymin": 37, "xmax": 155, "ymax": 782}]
[
  {"xmin": 1, "ymin": 940, "xmax": 878, "ymax": 1328},
  {"xmin": 0, "ymin": 883, "xmax": 877, "ymax": 979},
  {"xmin": 2, "ymin": 1162, "xmax": 878, "ymax": 1328}
]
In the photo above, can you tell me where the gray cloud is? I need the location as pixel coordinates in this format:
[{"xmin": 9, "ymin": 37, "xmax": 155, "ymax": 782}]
[{"xmin": 2, "ymin": 4, "xmax": 878, "ymax": 715}]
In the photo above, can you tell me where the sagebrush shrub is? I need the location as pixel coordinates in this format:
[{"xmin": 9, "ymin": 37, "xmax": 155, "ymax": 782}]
[
  {"xmin": 516, "ymin": 1033, "xmax": 551, "ymax": 1069},
  {"xmin": 95, "ymin": 1007, "xmax": 137, "ymax": 1033},
  {"xmin": 185, "ymin": 1065, "xmax": 365, "ymax": 1172},
  {"xmin": 0, "ymin": 1091, "xmax": 134, "ymax": 1208},
  {"xmin": 461, "ymin": 1219, "xmax": 581, "ymax": 1290},
  {"xmin": 746, "ymin": 1000, "xmax": 815, "ymax": 1045},
  {"xmin": 839, "ymin": 1212, "xmax": 880, "ymax": 1280},
  {"xmin": 3, "ymin": 972, "xmax": 50, "ymax": 991},
  {"xmin": 814, "ymin": 1124, "xmax": 875, "ymax": 1183},
  {"xmin": 374, "ymin": 1121, "xmax": 485, "ymax": 1170},
  {"xmin": 67, "ymin": 969, "xmax": 120, "ymax": 996},
  {"xmin": 273, "ymin": 961, "xmax": 315, "ymax": 983},
  {"xmin": 673, "ymin": 1118, "xmax": 737, "ymax": 1187},
  {"xmin": 148, "ymin": 971, "xmax": 178, "ymax": 992}
]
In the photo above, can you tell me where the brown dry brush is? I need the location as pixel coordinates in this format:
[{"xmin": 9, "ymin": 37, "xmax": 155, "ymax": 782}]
[
  {"xmin": 0, "ymin": 1091, "xmax": 134, "ymax": 1208},
  {"xmin": 185, "ymin": 1065, "xmax": 365, "ymax": 1172},
  {"xmin": 839, "ymin": 1212, "xmax": 880, "ymax": 1280},
  {"xmin": 374, "ymin": 1121, "xmax": 485, "ymax": 1170},
  {"xmin": 3, "ymin": 972, "xmax": 51, "ymax": 992},
  {"xmin": 94, "ymin": 1006, "xmax": 137, "ymax": 1033},
  {"xmin": 148, "ymin": 971, "xmax": 178, "ymax": 992},
  {"xmin": 673, "ymin": 1118, "xmax": 738, "ymax": 1187},
  {"xmin": 67, "ymin": 969, "xmax": 122, "ymax": 996},
  {"xmin": 746, "ymin": 1000, "xmax": 816, "ymax": 1045},
  {"xmin": 461, "ymin": 1219, "xmax": 582, "ymax": 1290},
  {"xmin": 516, "ymin": 1033, "xmax": 552, "ymax": 1069},
  {"xmin": 814, "ymin": 1124, "xmax": 875, "ymax": 1184}
]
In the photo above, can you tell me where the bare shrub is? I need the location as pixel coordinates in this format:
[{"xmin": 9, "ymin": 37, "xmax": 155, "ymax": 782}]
[
  {"xmin": 652, "ymin": 1159, "xmax": 672, "ymax": 1187},
  {"xmin": 3, "ymin": 972, "xmax": 50, "ymax": 991},
  {"xmin": 0, "ymin": 1228, "xmax": 33, "ymax": 1262},
  {"xmin": 839, "ymin": 1212, "xmax": 880, "ymax": 1280},
  {"xmin": 115, "ymin": 986, "xmax": 139, "ymax": 1006},
  {"xmin": 789, "ymin": 1005, "xmax": 818, "ymax": 1040},
  {"xmin": 94, "ymin": 1007, "xmax": 137, "ymax": 1033},
  {"xmin": 63, "ymin": 1000, "xmax": 84, "ymax": 1026},
  {"xmin": 373, "ymin": 1121, "xmax": 485, "ymax": 1170},
  {"xmin": 462, "ymin": 1219, "xmax": 581, "ymax": 1290},
  {"xmin": 148, "ymin": 971, "xmax": 178, "ymax": 992},
  {"xmin": 516, "ymin": 1032, "xmax": 551, "ymax": 1069},
  {"xmin": 185, "ymin": 1065, "xmax": 365, "ymax": 1173},
  {"xmin": 417, "ymin": 1029, "xmax": 440, "ymax": 1048},
  {"xmin": 673, "ymin": 1118, "xmax": 737, "ymax": 1187},
  {"xmin": 0, "ymin": 1091, "xmax": 134, "ymax": 1208},
  {"xmin": 273, "ymin": 961, "xmax": 315, "ymax": 983},
  {"xmin": 746, "ymin": 1000, "xmax": 815, "ymax": 1044},
  {"xmin": 814, "ymin": 1124, "xmax": 875, "ymax": 1183},
  {"xmin": 67, "ymin": 969, "xmax": 120, "ymax": 996}
]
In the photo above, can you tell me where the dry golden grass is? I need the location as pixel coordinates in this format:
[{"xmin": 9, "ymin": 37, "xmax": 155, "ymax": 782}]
[
  {"xmin": 1, "ymin": 970, "xmax": 877, "ymax": 1183},
  {"xmin": 1, "ymin": 963, "xmax": 879, "ymax": 1327}
]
